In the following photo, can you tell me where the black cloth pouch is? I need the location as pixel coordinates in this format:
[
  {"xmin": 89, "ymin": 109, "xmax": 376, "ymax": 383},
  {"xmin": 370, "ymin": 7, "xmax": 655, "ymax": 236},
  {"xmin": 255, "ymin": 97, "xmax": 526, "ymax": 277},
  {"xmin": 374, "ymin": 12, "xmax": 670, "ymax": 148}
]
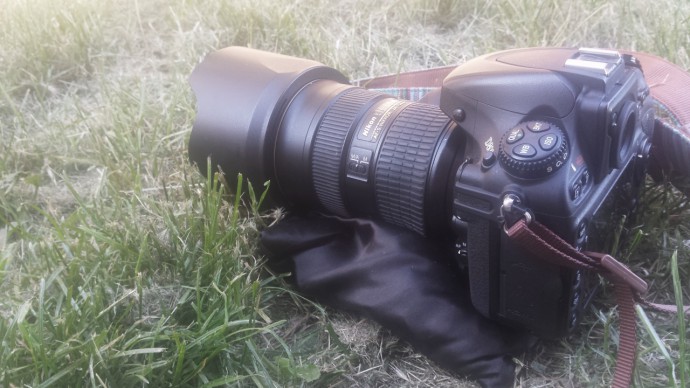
[{"xmin": 261, "ymin": 214, "xmax": 533, "ymax": 387}]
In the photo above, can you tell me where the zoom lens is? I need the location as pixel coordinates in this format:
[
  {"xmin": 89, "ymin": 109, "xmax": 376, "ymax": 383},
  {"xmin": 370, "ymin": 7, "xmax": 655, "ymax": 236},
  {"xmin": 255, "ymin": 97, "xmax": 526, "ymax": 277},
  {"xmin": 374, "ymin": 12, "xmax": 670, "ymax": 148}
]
[{"xmin": 189, "ymin": 47, "xmax": 464, "ymax": 235}]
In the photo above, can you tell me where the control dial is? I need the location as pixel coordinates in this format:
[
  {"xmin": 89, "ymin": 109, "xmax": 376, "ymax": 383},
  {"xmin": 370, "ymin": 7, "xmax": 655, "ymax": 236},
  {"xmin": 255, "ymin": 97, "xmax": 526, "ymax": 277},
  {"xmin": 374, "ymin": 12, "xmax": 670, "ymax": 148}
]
[{"xmin": 498, "ymin": 120, "xmax": 569, "ymax": 179}]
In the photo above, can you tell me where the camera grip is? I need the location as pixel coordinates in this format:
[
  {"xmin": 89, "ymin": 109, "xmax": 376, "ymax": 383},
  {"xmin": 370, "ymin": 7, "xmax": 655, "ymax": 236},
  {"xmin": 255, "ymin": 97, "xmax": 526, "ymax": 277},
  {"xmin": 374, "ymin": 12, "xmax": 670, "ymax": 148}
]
[{"xmin": 465, "ymin": 219, "xmax": 499, "ymax": 318}]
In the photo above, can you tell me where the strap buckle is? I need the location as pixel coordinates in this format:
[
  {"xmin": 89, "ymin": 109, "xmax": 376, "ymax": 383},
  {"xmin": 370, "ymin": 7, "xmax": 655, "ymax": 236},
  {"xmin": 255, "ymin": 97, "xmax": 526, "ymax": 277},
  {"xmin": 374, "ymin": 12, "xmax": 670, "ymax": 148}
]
[{"xmin": 587, "ymin": 252, "xmax": 649, "ymax": 295}]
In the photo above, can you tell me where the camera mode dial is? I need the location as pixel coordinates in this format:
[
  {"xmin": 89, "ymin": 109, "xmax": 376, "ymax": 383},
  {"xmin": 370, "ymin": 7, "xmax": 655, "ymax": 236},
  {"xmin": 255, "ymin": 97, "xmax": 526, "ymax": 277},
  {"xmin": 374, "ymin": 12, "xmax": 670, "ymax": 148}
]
[{"xmin": 498, "ymin": 120, "xmax": 569, "ymax": 179}]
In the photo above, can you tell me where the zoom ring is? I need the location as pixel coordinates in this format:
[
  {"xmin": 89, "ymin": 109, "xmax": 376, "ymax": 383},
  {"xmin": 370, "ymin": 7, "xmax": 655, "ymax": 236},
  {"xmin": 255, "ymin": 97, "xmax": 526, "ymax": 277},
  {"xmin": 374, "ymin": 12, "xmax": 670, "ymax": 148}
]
[
  {"xmin": 375, "ymin": 104, "xmax": 451, "ymax": 234},
  {"xmin": 312, "ymin": 88, "xmax": 381, "ymax": 215}
]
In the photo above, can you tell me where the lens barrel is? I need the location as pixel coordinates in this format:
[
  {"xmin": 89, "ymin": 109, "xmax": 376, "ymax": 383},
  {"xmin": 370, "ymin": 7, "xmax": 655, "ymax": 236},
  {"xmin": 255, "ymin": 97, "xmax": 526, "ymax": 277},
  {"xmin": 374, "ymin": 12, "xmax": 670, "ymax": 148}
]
[{"xmin": 189, "ymin": 47, "xmax": 463, "ymax": 235}]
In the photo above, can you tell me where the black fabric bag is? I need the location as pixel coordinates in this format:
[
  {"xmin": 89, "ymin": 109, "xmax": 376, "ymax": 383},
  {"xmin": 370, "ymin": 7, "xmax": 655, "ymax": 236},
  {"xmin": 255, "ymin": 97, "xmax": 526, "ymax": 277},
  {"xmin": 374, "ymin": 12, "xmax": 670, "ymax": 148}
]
[{"xmin": 261, "ymin": 214, "xmax": 533, "ymax": 387}]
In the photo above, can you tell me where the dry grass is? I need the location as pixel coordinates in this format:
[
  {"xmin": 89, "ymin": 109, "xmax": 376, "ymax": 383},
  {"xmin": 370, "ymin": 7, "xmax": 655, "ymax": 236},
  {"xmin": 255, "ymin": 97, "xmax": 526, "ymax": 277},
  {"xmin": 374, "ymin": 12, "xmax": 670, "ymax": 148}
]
[{"xmin": 1, "ymin": 0, "xmax": 689, "ymax": 386}]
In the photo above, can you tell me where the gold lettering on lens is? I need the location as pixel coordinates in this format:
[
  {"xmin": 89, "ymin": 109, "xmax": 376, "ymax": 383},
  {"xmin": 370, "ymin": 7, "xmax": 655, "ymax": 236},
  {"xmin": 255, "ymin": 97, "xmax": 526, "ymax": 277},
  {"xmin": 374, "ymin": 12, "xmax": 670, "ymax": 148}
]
[{"xmin": 359, "ymin": 100, "xmax": 406, "ymax": 142}]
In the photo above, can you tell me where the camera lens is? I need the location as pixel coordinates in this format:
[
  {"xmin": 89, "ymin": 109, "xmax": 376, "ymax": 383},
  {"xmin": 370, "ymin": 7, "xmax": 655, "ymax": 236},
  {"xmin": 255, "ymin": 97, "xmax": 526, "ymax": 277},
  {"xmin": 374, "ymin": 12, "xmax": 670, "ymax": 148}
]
[{"xmin": 189, "ymin": 47, "xmax": 464, "ymax": 235}]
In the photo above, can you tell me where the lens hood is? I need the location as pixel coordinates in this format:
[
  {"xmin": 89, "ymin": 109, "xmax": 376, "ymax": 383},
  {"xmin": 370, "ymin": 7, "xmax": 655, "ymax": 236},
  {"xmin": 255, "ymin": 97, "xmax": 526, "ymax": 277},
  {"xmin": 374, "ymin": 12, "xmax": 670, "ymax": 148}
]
[{"xmin": 188, "ymin": 46, "xmax": 348, "ymax": 187}]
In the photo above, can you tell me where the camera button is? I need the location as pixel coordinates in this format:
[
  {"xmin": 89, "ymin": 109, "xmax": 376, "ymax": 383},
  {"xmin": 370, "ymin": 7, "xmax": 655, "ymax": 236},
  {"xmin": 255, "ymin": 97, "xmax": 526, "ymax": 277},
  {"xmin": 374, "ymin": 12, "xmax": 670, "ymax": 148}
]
[
  {"xmin": 539, "ymin": 134, "xmax": 558, "ymax": 151},
  {"xmin": 571, "ymin": 182, "xmax": 583, "ymax": 201},
  {"xmin": 527, "ymin": 121, "xmax": 550, "ymax": 132},
  {"xmin": 512, "ymin": 143, "xmax": 537, "ymax": 158},
  {"xmin": 506, "ymin": 128, "xmax": 524, "ymax": 144},
  {"xmin": 482, "ymin": 151, "xmax": 497, "ymax": 168}
]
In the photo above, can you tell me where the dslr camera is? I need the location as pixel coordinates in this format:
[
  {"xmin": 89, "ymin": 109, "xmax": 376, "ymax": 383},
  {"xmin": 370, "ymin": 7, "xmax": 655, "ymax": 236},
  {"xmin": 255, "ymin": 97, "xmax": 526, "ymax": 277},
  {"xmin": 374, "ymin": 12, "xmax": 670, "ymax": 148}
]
[{"xmin": 189, "ymin": 47, "xmax": 654, "ymax": 338}]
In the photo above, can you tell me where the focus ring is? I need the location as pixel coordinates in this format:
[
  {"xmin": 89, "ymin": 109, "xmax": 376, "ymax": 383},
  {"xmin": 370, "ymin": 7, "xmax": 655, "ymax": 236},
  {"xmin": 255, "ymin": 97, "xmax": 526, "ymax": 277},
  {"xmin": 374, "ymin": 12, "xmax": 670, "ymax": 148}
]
[
  {"xmin": 375, "ymin": 104, "xmax": 451, "ymax": 233},
  {"xmin": 312, "ymin": 88, "xmax": 380, "ymax": 215}
]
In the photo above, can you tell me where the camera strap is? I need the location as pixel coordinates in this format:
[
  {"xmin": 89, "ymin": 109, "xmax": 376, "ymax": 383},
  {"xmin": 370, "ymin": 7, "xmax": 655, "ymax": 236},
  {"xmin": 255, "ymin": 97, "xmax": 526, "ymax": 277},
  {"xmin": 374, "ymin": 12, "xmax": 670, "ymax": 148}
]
[
  {"xmin": 359, "ymin": 50, "xmax": 690, "ymax": 388},
  {"xmin": 504, "ymin": 217, "xmax": 690, "ymax": 388}
]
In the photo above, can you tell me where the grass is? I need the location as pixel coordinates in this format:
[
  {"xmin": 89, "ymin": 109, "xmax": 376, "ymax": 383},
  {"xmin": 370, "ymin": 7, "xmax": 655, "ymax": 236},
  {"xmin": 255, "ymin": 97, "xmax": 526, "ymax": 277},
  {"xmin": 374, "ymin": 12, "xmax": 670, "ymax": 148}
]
[{"xmin": 0, "ymin": 0, "xmax": 689, "ymax": 386}]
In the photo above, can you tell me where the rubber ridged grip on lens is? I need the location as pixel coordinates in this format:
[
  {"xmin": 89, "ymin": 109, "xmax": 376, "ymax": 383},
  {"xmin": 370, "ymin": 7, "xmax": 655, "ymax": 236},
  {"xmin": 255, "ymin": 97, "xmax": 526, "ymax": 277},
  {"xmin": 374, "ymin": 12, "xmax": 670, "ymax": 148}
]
[
  {"xmin": 312, "ymin": 88, "xmax": 380, "ymax": 216},
  {"xmin": 375, "ymin": 104, "xmax": 451, "ymax": 234}
]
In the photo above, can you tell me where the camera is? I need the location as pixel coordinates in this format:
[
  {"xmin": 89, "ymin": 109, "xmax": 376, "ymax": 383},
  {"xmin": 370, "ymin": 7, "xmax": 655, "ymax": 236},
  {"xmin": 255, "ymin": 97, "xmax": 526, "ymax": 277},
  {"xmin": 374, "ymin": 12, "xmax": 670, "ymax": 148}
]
[{"xmin": 188, "ymin": 47, "xmax": 654, "ymax": 338}]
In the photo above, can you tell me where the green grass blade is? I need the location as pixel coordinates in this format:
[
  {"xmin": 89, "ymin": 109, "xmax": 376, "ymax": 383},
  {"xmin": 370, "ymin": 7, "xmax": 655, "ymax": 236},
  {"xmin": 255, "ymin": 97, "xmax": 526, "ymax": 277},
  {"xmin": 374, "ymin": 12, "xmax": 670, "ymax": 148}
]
[
  {"xmin": 636, "ymin": 304, "xmax": 677, "ymax": 384},
  {"xmin": 671, "ymin": 250, "xmax": 688, "ymax": 386}
]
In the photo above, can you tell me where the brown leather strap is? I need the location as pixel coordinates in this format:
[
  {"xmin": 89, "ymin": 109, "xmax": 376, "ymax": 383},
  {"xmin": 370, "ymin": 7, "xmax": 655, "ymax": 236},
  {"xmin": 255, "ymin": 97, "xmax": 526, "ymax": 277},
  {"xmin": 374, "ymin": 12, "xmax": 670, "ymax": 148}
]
[
  {"xmin": 505, "ymin": 220, "xmax": 597, "ymax": 270},
  {"xmin": 505, "ymin": 219, "xmax": 690, "ymax": 387},
  {"xmin": 624, "ymin": 51, "xmax": 690, "ymax": 189},
  {"xmin": 626, "ymin": 51, "xmax": 690, "ymax": 128},
  {"xmin": 356, "ymin": 66, "xmax": 453, "ymax": 89},
  {"xmin": 504, "ymin": 220, "xmax": 650, "ymax": 294},
  {"xmin": 359, "ymin": 51, "xmax": 690, "ymax": 130},
  {"xmin": 640, "ymin": 298, "xmax": 690, "ymax": 315},
  {"xmin": 611, "ymin": 279, "xmax": 638, "ymax": 388},
  {"xmin": 505, "ymin": 220, "xmax": 640, "ymax": 387}
]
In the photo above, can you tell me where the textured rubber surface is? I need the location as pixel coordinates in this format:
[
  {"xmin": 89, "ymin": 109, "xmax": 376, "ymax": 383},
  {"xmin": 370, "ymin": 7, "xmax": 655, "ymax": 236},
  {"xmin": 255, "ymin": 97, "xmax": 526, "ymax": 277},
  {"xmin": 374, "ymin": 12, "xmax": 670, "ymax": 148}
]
[
  {"xmin": 375, "ymin": 103, "xmax": 451, "ymax": 233},
  {"xmin": 312, "ymin": 88, "xmax": 380, "ymax": 215}
]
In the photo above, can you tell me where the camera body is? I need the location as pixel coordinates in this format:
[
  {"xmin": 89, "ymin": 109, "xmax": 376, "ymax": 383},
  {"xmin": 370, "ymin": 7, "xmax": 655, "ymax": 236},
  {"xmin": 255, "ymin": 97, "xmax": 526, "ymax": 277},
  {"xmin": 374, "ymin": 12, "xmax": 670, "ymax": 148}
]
[
  {"xmin": 440, "ymin": 48, "xmax": 654, "ymax": 337},
  {"xmin": 188, "ymin": 47, "xmax": 654, "ymax": 338}
]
